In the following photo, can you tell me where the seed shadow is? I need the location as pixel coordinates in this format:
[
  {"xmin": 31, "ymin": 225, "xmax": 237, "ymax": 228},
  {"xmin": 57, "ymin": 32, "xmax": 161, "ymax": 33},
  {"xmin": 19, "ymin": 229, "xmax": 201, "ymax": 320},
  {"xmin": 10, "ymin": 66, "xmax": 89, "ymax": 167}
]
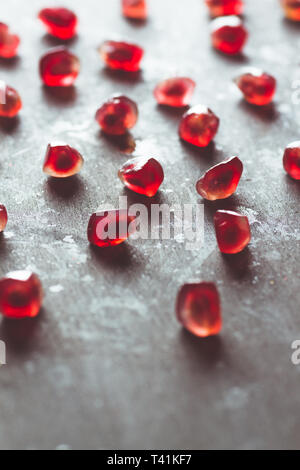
[
  {"xmin": 41, "ymin": 33, "xmax": 78, "ymax": 47},
  {"xmin": 0, "ymin": 115, "xmax": 20, "ymax": 134},
  {"xmin": 101, "ymin": 67, "xmax": 143, "ymax": 84},
  {"xmin": 212, "ymin": 49, "xmax": 249, "ymax": 64},
  {"xmin": 89, "ymin": 242, "xmax": 138, "ymax": 270},
  {"xmin": 180, "ymin": 140, "xmax": 223, "ymax": 165},
  {"xmin": 44, "ymin": 175, "xmax": 84, "ymax": 200},
  {"xmin": 282, "ymin": 17, "xmax": 300, "ymax": 32},
  {"xmin": 99, "ymin": 130, "xmax": 136, "ymax": 154},
  {"xmin": 0, "ymin": 56, "xmax": 20, "ymax": 69},
  {"xmin": 122, "ymin": 186, "xmax": 168, "ymax": 210},
  {"xmin": 284, "ymin": 174, "xmax": 300, "ymax": 196},
  {"xmin": 0, "ymin": 233, "xmax": 10, "ymax": 263},
  {"xmin": 156, "ymin": 104, "xmax": 187, "ymax": 123},
  {"xmin": 179, "ymin": 329, "xmax": 225, "ymax": 368},
  {"xmin": 238, "ymin": 99, "xmax": 279, "ymax": 123},
  {"xmin": 124, "ymin": 17, "xmax": 148, "ymax": 28},
  {"xmin": 221, "ymin": 247, "xmax": 253, "ymax": 282},
  {"xmin": 42, "ymin": 85, "xmax": 77, "ymax": 106},
  {"xmin": 203, "ymin": 195, "xmax": 241, "ymax": 222}
]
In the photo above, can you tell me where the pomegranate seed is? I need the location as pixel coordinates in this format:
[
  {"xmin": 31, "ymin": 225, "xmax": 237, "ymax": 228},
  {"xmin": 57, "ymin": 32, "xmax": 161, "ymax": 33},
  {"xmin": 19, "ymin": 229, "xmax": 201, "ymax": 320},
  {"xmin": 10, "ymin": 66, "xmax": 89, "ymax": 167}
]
[
  {"xmin": 119, "ymin": 156, "xmax": 164, "ymax": 197},
  {"xmin": 0, "ymin": 23, "xmax": 20, "ymax": 58},
  {"xmin": 234, "ymin": 69, "xmax": 276, "ymax": 106},
  {"xmin": 0, "ymin": 83, "xmax": 22, "ymax": 118},
  {"xmin": 205, "ymin": 0, "xmax": 244, "ymax": 17},
  {"xmin": 179, "ymin": 105, "xmax": 220, "ymax": 147},
  {"xmin": 154, "ymin": 77, "xmax": 196, "ymax": 107},
  {"xmin": 43, "ymin": 143, "xmax": 84, "ymax": 178},
  {"xmin": 0, "ymin": 204, "xmax": 8, "ymax": 232},
  {"xmin": 283, "ymin": 141, "xmax": 300, "ymax": 180},
  {"xmin": 122, "ymin": 0, "xmax": 147, "ymax": 20},
  {"xmin": 176, "ymin": 282, "xmax": 222, "ymax": 338},
  {"xmin": 214, "ymin": 210, "xmax": 251, "ymax": 254},
  {"xmin": 0, "ymin": 271, "xmax": 43, "ymax": 319},
  {"xmin": 39, "ymin": 47, "xmax": 80, "ymax": 87},
  {"xmin": 98, "ymin": 40, "xmax": 144, "ymax": 72},
  {"xmin": 281, "ymin": 0, "xmax": 300, "ymax": 21},
  {"xmin": 211, "ymin": 16, "xmax": 248, "ymax": 55},
  {"xmin": 196, "ymin": 156, "xmax": 243, "ymax": 200},
  {"xmin": 38, "ymin": 7, "xmax": 78, "ymax": 40},
  {"xmin": 88, "ymin": 210, "xmax": 136, "ymax": 247},
  {"xmin": 95, "ymin": 95, "xmax": 138, "ymax": 135}
]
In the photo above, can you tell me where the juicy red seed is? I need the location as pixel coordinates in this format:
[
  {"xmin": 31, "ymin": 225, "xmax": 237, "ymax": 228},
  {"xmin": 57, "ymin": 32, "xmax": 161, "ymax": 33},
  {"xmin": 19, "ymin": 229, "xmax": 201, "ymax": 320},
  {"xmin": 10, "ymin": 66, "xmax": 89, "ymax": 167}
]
[
  {"xmin": 214, "ymin": 210, "xmax": 251, "ymax": 254},
  {"xmin": 95, "ymin": 95, "xmax": 138, "ymax": 135},
  {"xmin": 205, "ymin": 0, "xmax": 244, "ymax": 17},
  {"xmin": 283, "ymin": 141, "xmax": 300, "ymax": 180},
  {"xmin": 0, "ymin": 271, "xmax": 43, "ymax": 319},
  {"xmin": 98, "ymin": 40, "xmax": 144, "ymax": 72},
  {"xmin": 176, "ymin": 282, "xmax": 222, "ymax": 338},
  {"xmin": 154, "ymin": 77, "xmax": 196, "ymax": 107},
  {"xmin": 0, "ymin": 83, "xmax": 22, "ymax": 118},
  {"xmin": 211, "ymin": 16, "xmax": 248, "ymax": 55},
  {"xmin": 196, "ymin": 156, "xmax": 243, "ymax": 201},
  {"xmin": 0, "ymin": 23, "xmax": 20, "ymax": 58},
  {"xmin": 38, "ymin": 7, "xmax": 78, "ymax": 40},
  {"xmin": 0, "ymin": 204, "xmax": 8, "ymax": 232},
  {"xmin": 119, "ymin": 156, "xmax": 164, "ymax": 197},
  {"xmin": 39, "ymin": 47, "xmax": 80, "ymax": 87},
  {"xmin": 122, "ymin": 0, "xmax": 147, "ymax": 19},
  {"xmin": 87, "ymin": 210, "xmax": 137, "ymax": 247},
  {"xmin": 281, "ymin": 0, "xmax": 300, "ymax": 21},
  {"xmin": 234, "ymin": 69, "xmax": 276, "ymax": 106},
  {"xmin": 179, "ymin": 105, "xmax": 220, "ymax": 147},
  {"xmin": 43, "ymin": 144, "xmax": 84, "ymax": 178}
]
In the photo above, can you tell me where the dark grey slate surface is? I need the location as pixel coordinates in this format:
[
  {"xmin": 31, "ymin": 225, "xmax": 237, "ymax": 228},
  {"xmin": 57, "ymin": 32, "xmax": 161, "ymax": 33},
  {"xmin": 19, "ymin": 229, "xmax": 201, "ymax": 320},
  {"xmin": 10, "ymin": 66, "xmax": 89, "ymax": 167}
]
[{"xmin": 0, "ymin": 0, "xmax": 300, "ymax": 450}]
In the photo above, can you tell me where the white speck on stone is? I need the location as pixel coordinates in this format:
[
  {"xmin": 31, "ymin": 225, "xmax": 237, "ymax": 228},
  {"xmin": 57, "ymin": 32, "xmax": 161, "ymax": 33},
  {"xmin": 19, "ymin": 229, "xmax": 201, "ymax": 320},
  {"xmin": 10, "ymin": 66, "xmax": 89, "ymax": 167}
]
[{"xmin": 50, "ymin": 285, "xmax": 64, "ymax": 293}]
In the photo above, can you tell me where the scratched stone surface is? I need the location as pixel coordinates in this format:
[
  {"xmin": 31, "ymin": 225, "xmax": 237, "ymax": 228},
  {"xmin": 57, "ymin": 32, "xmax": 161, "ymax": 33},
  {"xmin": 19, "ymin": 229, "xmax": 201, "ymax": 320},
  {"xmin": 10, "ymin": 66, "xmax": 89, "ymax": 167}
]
[{"xmin": 0, "ymin": 0, "xmax": 300, "ymax": 450}]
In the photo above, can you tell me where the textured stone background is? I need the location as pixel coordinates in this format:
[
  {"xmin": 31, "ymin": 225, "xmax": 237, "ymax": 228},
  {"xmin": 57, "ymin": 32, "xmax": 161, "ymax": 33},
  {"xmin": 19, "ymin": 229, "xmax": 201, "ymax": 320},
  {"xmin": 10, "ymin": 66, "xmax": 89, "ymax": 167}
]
[{"xmin": 0, "ymin": 0, "xmax": 300, "ymax": 450}]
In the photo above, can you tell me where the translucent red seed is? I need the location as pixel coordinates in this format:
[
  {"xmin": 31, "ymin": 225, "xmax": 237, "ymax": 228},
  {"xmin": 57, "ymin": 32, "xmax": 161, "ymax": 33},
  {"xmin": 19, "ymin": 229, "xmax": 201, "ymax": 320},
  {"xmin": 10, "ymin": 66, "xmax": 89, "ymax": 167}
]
[
  {"xmin": 154, "ymin": 77, "xmax": 196, "ymax": 108},
  {"xmin": 0, "ymin": 204, "xmax": 8, "ymax": 232},
  {"xmin": 283, "ymin": 141, "xmax": 300, "ymax": 180},
  {"xmin": 38, "ymin": 7, "xmax": 78, "ymax": 40},
  {"xmin": 39, "ymin": 47, "xmax": 80, "ymax": 87},
  {"xmin": 196, "ymin": 156, "xmax": 243, "ymax": 201},
  {"xmin": 205, "ymin": 0, "xmax": 244, "ymax": 17},
  {"xmin": 214, "ymin": 210, "xmax": 251, "ymax": 254},
  {"xmin": 176, "ymin": 282, "xmax": 222, "ymax": 338},
  {"xmin": 179, "ymin": 105, "xmax": 220, "ymax": 147},
  {"xmin": 0, "ymin": 83, "xmax": 22, "ymax": 118},
  {"xmin": 119, "ymin": 156, "xmax": 164, "ymax": 197},
  {"xmin": 211, "ymin": 16, "xmax": 248, "ymax": 55},
  {"xmin": 122, "ymin": 0, "xmax": 147, "ymax": 20},
  {"xmin": 88, "ymin": 210, "xmax": 137, "ymax": 247},
  {"xmin": 281, "ymin": 0, "xmax": 300, "ymax": 21},
  {"xmin": 0, "ymin": 23, "xmax": 20, "ymax": 58},
  {"xmin": 98, "ymin": 40, "xmax": 144, "ymax": 72},
  {"xmin": 234, "ymin": 69, "xmax": 276, "ymax": 106},
  {"xmin": 43, "ymin": 144, "xmax": 84, "ymax": 178},
  {"xmin": 0, "ymin": 271, "xmax": 43, "ymax": 319},
  {"xmin": 95, "ymin": 95, "xmax": 138, "ymax": 135}
]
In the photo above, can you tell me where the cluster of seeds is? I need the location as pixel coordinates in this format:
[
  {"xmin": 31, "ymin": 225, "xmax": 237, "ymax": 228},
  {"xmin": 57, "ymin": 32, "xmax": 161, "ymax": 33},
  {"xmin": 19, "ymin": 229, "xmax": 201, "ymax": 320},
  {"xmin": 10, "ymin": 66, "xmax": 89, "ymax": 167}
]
[{"xmin": 0, "ymin": 1, "xmax": 299, "ymax": 338}]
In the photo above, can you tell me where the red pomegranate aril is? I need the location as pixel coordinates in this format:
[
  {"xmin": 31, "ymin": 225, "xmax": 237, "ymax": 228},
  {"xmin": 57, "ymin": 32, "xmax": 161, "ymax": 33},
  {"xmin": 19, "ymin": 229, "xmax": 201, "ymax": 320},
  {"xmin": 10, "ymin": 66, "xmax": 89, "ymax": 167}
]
[
  {"xmin": 0, "ymin": 83, "xmax": 22, "ymax": 118},
  {"xmin": 119, "ymin": 156, "xmax": 164, "ymax": 197},
  {"xmin": 88, "ymin": 210, "xmax": 136, "ymax": 247},
  {"xmin": 214, "ymin": 210, "xmax": 251, "ymax": 254},
  {"xmin": 122, "ymin": 0, "xmax": 147, "ymax": 20},
  {"xmin": 154, "ymin": 77, "xmax": 196, "ymax": 107},
  {"xmin": 234, "ymin": 69, "xmax": 276, "ymax": 106},
  {"xmin": 38, "ymin": 7, "xmax": 78, "ymax": 40},
  {"xmin": 39, "ymin": 47, "xmax": 80, "ymax": 87},
  {"xmin": 283, "ymin": 142, "xmax": 300, "ymax": 180},
  {"xmin": 0, "ymin": 23, "xmax": 20, "ymax": 58},
  {"xmin": 176, "ymin": 282, "xmax": 222, "ymax": 338},
  {"xmin": 0, "ymin": 204, "xmax": 8, "ymax": 232},
  {"xmin": 211, "ymin": 16, "xmax": 248, "ymax": 55},
  {"xmin": 179, "ymin": 105, "xmax": 220, "ymax": 147},
  {"xmin": 196, "ymin": 156, "xmax": 243, "ymax": 200},
  {"xmin": 281, "ymin": 0, "xmax": 300, "ymax": 21},
  {"xmin": 43, "ymin": 144, "xmax": 84, "ymax": 178},
  {"xmin": 98, "ymin": 40, "xmax": 144, "ymax": 72},
  {"xmin": 95, "ymin": 95, "xmax": 138, "ymax": 135},
  {"xmin": 205, "ymin": 0, "xmax": 244, "ymax": 17},
  {"xmin": 0, "ymin": 271, "xmax": 43, "ymax": 319}
]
